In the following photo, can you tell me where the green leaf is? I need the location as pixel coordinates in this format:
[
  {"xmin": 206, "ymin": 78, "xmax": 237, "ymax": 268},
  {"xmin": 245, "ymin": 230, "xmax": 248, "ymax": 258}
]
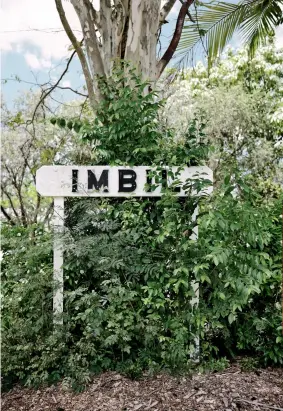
[
  {"xmin": 228, "ymin": 313, "xmax": 236, "ymax": 324},
  {"xmin": 224, "ymin": 175, "xmax": 230, "ymax": 185},
  {"xmin": 57, "ymin": 118, "xmax": 66, "ymax": 128}
]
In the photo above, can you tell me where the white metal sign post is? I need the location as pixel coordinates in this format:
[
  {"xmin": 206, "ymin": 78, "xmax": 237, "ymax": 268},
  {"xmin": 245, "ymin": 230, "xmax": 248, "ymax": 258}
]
[
  {"xmin": 53, "ymin": 197, "xmax": 64, "ymax": 324},
  {"xmin": 36, "ymin": 165, "xmax": 213, "ymax": 326}
]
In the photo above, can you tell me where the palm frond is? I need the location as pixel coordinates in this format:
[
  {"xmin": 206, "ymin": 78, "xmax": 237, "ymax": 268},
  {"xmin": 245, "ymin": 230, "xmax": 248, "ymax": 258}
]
[
  {"xmin": 240, "ymin": 0, "xmax": 283, "ymax": 57},
  {"xmin": 177, "ymin": 0, "xmax": 283, "ymax": 67}
]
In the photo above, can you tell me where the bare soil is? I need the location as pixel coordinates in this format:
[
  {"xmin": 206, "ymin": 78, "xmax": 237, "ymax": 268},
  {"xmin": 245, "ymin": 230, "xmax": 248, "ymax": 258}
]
[{"xmin": 2, "ymin": 366, "xmax": 283, "ymax": 411}]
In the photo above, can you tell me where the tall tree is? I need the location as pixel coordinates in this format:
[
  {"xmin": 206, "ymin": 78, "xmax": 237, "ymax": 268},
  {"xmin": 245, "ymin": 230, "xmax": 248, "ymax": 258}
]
[{"xmin": 55, "ymin": 0, "xmax": 194, "ymax": 109}]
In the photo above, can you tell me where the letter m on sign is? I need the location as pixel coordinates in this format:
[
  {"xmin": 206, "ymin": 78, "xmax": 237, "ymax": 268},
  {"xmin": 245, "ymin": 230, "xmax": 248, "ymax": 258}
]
[{"xmin": 88, "ymin": 170, "xmax": 109, "ymax": 192}]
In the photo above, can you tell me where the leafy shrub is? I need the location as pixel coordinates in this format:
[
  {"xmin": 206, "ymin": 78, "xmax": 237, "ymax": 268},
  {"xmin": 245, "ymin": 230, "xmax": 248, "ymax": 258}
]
[
  {"xmin": 1, "ymin": 224, "xmax": 54, "ymax": 389},
  {"xmin": 232, "ymin": 199, "xmax": 283, "ymax": 365},
  {"xmin": 3, "ymin": 188, "xmax": 281, "ymax": 389},
  {"xmin": 2, "ymin": 68, "xmax": 282, "ymax": 390},
  {"xmin": 199, "ymin": 190, "xmax": 283, "ymax": 364}
]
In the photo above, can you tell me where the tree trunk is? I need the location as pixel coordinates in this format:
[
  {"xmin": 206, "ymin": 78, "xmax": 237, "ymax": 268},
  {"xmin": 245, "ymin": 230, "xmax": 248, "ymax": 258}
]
[
  {"xmin": 55, "ymin": 0, "xmax": 193, "ymax": 109},
  {"xmin": 124, "ymin": 0, "xmax": 161, "ymax": 81}
]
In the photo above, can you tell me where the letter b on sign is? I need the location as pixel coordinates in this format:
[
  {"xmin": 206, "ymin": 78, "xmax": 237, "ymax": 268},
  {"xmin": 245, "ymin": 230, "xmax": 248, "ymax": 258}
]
[{"xmin": 118, "ymin": 170, "xmax": 137, "ymax": 192}]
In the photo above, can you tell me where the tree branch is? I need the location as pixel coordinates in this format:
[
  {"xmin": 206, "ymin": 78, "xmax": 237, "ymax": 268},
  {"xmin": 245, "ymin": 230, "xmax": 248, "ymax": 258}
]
[
  {"xmin": 27, "ymin": 47, "xmax": 78, "ymax": 124},
  {"xmin": 43, "ymin": 201, "xmax": 54, "ymax": 226},
  {"xmin": 55, "ymin": 85, "xmax": 88, "ymax": 97},
  {"xmin": 71, "ymin": 0, "xmax": 105, "ymax": 79},
  {"xmin": 160, "ymin": 0, "xmax": 177, "ymax": 24},
  {"xmin": 15, "ymin": 185, "xmax": 28, "ymax": 226},
  {"xmin": 87, "ymin": 0, "xmax": 101, "ymax": 28},
  {"xmin": 109, "ymin": 0, "xmax": 127, "ymax": 65},
  {"xmin": 180, "ymin": 0, "xmax": 196, "ymax": 22},
  {"xmin": 1, "ymin": 206, "xmax": 16, "ymax": 225},
  {"xmin": 1, "ymin": 186, "xmax": 21, "ymax": 223},
  {"xmin": 2, "ymin": 77, "xmax": 88, "ymax": 99},
  {"xmin": 19, "ymin": 140, "xmax": 42, "ymax": 224},
  {"xmin": 55, "ymin": 0, "xmax": 96, "ymax": 108},
  {"xmin": 157, "ymin": 0, "xmax": 194, "ymax": 77},
  {"xmin": 33, "ymin": 192, "xmax": 41, "ymax": 224}
]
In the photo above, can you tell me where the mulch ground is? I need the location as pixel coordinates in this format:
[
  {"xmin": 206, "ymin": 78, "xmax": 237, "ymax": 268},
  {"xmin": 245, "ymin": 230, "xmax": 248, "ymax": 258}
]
[{"xmin": 2, "ymin": 366, "xmax": 283, "ymax": 411}]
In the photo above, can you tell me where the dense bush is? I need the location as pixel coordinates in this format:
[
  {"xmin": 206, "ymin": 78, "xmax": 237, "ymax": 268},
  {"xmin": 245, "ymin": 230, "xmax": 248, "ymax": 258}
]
[
  {"xmin": 2, "ymin": 184, "xmax": 282, "ymax": 390},
  {"xmin": 2, "ymin": 68, "xmax": 282, "ymax": 391},
  {"xmin": 199, "ymin": 183, "xmax": 283, "ymax": 364},
  {"xmin": 1, "ymin": 224, "xmax": 54, "ymax": 388},
  {"xmin": 231, "ymin": 198, "xmax": 283, "ymax": 365}
]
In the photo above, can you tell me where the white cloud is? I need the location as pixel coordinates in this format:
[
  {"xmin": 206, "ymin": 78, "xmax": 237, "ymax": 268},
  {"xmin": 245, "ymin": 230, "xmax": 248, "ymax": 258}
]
[
  {"xmin": 24, "ymin": 52, "xmax": 52, "ymax": 70},
  {"xmin": 1, "ymin": 0, "xmax": 97, "ymax": 61},
  {"xmin": 275, "ymin": 25, "xmax": 283, "ymax": 49},
  {"xmin": 172, "ymin": 2, "xmax": 181, "ymax": 15},
  {"xmin": 62, "ymin": 80, "xmax": 71, "ymax": 88},
  {"xmin": 166, "ymin": 0, "xmax": 181, "ymax": 16},
  {"xmin": 24, "ymin": 53, "xmax": 41, "ymax": 69}
]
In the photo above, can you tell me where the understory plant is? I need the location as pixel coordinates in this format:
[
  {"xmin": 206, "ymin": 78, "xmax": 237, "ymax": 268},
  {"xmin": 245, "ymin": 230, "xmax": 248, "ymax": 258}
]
[{"xmin": 2, "ymin": 68, "xmax": 282, "ymax": 390}]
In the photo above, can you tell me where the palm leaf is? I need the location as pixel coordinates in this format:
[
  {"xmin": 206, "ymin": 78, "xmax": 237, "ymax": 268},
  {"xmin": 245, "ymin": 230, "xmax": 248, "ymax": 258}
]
[
  {"xmin": 240, "ymin": 0, "xmax": 283, "ymax": 56},
  {"xmin": 177, "ymin": 0, "xmax": 283, "ymax": 67}
]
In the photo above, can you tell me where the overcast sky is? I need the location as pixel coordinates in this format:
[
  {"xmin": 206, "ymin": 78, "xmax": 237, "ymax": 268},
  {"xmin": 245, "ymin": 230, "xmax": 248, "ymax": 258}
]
[{"xmin": 1, "ymin": 0, "xmax": 283, "ymax": 108}]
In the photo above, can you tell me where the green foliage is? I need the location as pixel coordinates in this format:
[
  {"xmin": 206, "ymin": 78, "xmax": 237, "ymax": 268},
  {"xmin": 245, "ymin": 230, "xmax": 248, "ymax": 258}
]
[
  {"xmin": 239, "ymin": 356, "xmax": 260, "ymax": 371},
  {"xmin": 199, "ymin": 190, "xmax": 283, "ymax": 364},
  {"xmin": 1, "ymin": 224, "xmax": 54, "ymax": 389},
  {"xmin": 50, "ymin": 117, "xmax": 83, "ymax": 133},
  {"xmin": 200, "ymin": 177, "xmax": 274, "ymax": 319},
  {"xmin": 80, "ymin": 67, "xmax": 165, "ymax": 165},
  {"xmin": 197, "ymin": 357, "xmax": 230, "ymax": 373},
  {"xmin": 2, "ymin": 185, "xmax": 282, "ymax": 389},
  {"xmin": 2, "ymin": 66, "xmax": 282, "ymax": 391},
  {"xmin": 232, "ymin": 198, "xmax": 283, "ymax": 365},
  {"xmin": 2, "ymin": 71, "xmax": 211, "ymax": 390},
  {"xmin": 163, "ymin": 44, "xmax": 283, "ymax": 189}
]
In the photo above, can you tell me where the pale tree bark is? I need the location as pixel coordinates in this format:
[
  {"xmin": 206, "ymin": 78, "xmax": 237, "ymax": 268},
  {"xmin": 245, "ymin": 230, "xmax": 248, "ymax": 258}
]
[
  {"xmin": 56, "ymin": 0, "xmax": 194, "ymax": 109},
  {"xmin": 55, "ymin": 0, "xmax": 97, "ymax": 108},
  {"xmin": 124, "ymin": 0, "xmax": 161, "ymax": 80}
]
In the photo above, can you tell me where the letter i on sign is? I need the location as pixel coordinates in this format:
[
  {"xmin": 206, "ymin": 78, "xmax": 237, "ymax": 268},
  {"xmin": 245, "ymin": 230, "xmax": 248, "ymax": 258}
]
[{"xmin": 72, "ymin": 170, "xmax": 78, "ymax": 192}]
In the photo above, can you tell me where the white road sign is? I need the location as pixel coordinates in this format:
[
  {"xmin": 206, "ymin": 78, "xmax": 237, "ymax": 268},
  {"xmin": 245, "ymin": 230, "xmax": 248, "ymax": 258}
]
[
  {"xmin": 36, "ymin": 165, "xmax": 213, "ymax": 197},
  {"xmin": 36, "ymin": 164, "xmax": 213, "ymax": 330}
]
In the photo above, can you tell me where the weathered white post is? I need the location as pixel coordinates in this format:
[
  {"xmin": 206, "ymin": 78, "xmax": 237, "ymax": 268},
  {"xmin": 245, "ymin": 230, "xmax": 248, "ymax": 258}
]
[
  {"xmin": 191, "ymin": 206, "xmax": 200, "ymax": 359},
  {"xmin": 53, "ymin": 197, "xmax": 64, "ymax": 325}
]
